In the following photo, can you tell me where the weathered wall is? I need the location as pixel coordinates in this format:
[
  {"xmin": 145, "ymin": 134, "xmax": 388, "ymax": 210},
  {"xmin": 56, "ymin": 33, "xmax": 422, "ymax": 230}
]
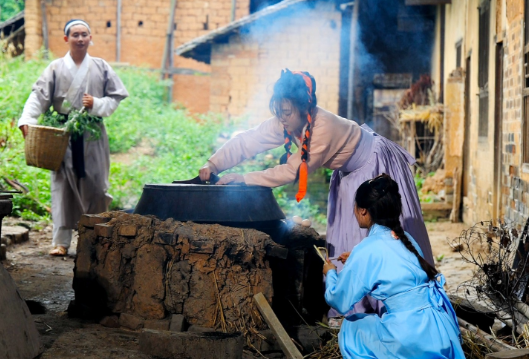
[
  {"xmin": 444, "ymin": 72, "xmax": 464, "ymax": 199},
  {"xmin": 501, "ymin": 0, "xmax": 527, "ymax": 225},
  {"xmin": 209, "ymin": 2, "xmax": 341, "ymax": 125},
  {"xmin": 434, "ymin": 0, "xmax": 499, "ymax": 223},
  {"xmin": 434, "ymin": 0, "xmax": 529, "ymax": 227},
  {"xmin": 24, "ymin": 0, "xmax": 250, "ymax": 113}
]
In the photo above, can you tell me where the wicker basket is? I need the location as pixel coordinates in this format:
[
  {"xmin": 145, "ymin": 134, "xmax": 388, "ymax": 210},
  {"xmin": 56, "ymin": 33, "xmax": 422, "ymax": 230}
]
[{"xmin": 24, "ymin": 125, "xmax": 70, "ymax": 171}]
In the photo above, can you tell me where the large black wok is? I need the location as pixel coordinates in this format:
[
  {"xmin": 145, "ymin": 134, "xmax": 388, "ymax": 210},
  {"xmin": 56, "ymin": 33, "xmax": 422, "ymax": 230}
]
[{"xmin": 133, "ymin": 184, "xmax": 285, "ymax": 223}]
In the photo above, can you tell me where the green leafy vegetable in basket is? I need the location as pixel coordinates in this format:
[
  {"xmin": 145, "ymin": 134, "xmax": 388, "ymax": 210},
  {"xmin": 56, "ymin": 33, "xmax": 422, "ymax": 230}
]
[{"xmin": 39, "ymin": 107, "xmax": 103, "ymax": 140}]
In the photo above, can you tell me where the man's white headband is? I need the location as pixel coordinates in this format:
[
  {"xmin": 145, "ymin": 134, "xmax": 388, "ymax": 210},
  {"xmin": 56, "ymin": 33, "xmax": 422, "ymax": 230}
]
[{"xmin": 64, "ymin": 20, "xmax": 91, "ymax": 35}]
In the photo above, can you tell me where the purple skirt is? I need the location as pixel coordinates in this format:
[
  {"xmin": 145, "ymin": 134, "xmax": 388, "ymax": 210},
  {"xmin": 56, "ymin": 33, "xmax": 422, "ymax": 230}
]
[{"xmin": 326, "ymin": 125, "xmax": 434, "ymax": 314}]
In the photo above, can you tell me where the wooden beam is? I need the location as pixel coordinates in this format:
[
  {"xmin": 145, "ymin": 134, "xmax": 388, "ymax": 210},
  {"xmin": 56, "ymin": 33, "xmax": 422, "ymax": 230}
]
[
  {"xmin": 253, "ymin": 292, "xmax": 303, "ymax": 359},
  {"xmin": 161, "ymin": 0, "xmax": 178, "ymax": 80},
  {"xmin": 116, "ymin": 0, "xmax": 122, "ymax": 62},
  {"xmin": 40, "ymin": 0, "xmax": 49, "ymax": 59},
  {"xmin": 458, "ymin": 317, "xmax": 515, "ymax": 352},
  {"xmin": 485, "ymin": 349, "xmax": 529, "ymax": 359},
  {"xmin": 346, "ymin": 0, "xmax": 360, "ymax": 121}
]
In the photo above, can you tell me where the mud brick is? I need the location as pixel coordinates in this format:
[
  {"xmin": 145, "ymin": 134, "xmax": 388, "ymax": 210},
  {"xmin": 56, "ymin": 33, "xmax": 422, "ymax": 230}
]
[
  {"xmin": 169, "ymin": 314, "xmax": 186, "ymax": 332},
  {"xmin": 79, "ymin": 214, "xmax": 111, "ymax": 228},
  {"xmin": 119, "ymin": 225, "xmax": 138, "ymax": 237},
  {"xmin": 154, "ymin": 231, "xmax": 176, "ymax": 245},
  {"xmin": 95, "ymin": 224, "xmax": 114, "ymax": 238},
  {"xmin": 100, "ymin": 315, "xmax": 120, "ymax": 328},
  {"xmin": 119, "ymin": 313, "xmax": 145, "ymax": 330},
  {"xmin": 144, "ymin": 319, "xmax": 170, "ymax": 331},
  {"xmin": 189, "ymin": 238, "xmax": 214, "ymax": 254}
]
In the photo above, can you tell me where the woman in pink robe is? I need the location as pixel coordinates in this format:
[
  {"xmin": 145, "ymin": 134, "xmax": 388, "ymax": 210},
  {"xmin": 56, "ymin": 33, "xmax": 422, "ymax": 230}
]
[{"xmin": 199, "ymin": 69, "xmax": 433, "ymax": 312}]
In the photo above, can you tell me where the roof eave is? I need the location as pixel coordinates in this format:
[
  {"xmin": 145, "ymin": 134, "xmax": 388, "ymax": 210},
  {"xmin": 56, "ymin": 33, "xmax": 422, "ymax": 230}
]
[{"xmin": 175, "ymin": 0, "xmax": 307, "ymax": 64}]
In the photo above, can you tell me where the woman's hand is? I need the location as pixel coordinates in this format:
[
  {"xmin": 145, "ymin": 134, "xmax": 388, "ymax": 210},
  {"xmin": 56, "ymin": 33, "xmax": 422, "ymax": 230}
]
[
  {"xmin": 216, "ymin": 173, "xmax": 245, "ymax": 185},
  {"xmin": 82, "ymin": 93, "xmax": 94, "ymax": 109},
  {"xmin": 337, "ymin": 251, "xmax": 350, "ymax": 264},
  {"xmin": 199, "ymin": 162, "xmax": 218, "ymax": 181},
  {"xmin": 19, "ymin": 125, "xmax": 28, "ymax": 139},
  {"xmin": 323, "ymin": 259, "xmax": 337, "ymax": 275}
]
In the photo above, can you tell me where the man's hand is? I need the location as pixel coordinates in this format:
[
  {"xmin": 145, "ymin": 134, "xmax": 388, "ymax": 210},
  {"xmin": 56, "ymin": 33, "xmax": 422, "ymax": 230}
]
[
  {"xmin": 19, "ymin": 125, "xmax": 28, "ymax": 138},
  {"xmin": 82, "ymin": 93, "xmax": 94, "ymax": 109}
]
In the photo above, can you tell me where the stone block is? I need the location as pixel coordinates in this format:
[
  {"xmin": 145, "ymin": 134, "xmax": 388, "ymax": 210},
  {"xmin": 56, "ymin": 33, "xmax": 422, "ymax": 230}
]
[
  {"xmin": 1, "ymin": 226, "xmax": 29, "ymax": 245},
  {"xmin": 95, "ymin": 223, "xmax": 114, "ymax": 238},
  {"xmin": 119, "ymin": 313, "xmax": 145, "ymax": 330},
  {"xmin": 0, "ymin": 264, "xmax": 41, "ymax": 358},
  {"xmin": 139, "ymin": 329, "xmax": 244, "ymax": 359},
  {"xmin": 145, "ymin": 319, "xmax": 170, "ymax": 331},
  {"xmin": 119, "ymin": 224, "xmax": 137, "ymax": 237},
  {"xmin": 100, "ymin": 315, "xmax": 120, "ymax": 328},
  {"xmin": 170, "ymin": 314, "xmax": 186, "ymax": 332}
]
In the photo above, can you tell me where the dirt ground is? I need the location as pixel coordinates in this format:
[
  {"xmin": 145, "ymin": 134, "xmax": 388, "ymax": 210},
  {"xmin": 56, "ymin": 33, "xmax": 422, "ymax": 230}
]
[{"xmin": 1, "ymin": 217, "xmax": 475, "ymax": 358}]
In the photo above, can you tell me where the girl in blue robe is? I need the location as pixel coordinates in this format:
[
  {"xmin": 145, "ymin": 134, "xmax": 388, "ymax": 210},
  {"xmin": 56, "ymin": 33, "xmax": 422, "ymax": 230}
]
[{"xmin": 323, "ymin": 174, "xmax": 465, "ymax": 359}]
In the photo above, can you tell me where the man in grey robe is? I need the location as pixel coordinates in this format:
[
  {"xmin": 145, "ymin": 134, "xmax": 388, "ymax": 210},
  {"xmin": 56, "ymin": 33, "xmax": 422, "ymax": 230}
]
[{"xmin": 18, "ymin": 19, "xmax": 129, "ymax": 256}]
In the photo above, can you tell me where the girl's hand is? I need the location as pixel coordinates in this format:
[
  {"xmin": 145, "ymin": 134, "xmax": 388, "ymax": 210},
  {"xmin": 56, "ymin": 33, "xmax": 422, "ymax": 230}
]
[
  {"xmin": 216, "ymin": 173, "xmax": 245, "ymax": 185},
  {"xmin": 82, "ymin": 93, "xmax": 94, "ymax": 109},
  {"xmin": 199, "ymin": 161, "xmax": 219, "ymax": 181},
  {"xmin": 19, "ymin": 125, "xmax": 28, "ymax": 138},
  {"xmin": 337, "ymin": 251, "xmax": 350, "ymax": 264},
  {"xmin": 323, "ymin": 259, "xmax": 337, "ymax": 275}
]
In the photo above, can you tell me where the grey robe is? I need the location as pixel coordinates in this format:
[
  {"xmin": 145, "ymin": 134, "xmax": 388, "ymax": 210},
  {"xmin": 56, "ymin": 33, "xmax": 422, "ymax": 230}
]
[{"xmin": 20, "ymin": 54, "xmax": 129, "ymax": 229}]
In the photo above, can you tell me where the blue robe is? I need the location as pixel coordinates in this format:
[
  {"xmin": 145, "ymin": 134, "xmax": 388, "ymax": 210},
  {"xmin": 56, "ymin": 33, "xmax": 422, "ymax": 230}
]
[{"xmin": 325, "ymin": 224, "xmax": 465, "ymax": 359}]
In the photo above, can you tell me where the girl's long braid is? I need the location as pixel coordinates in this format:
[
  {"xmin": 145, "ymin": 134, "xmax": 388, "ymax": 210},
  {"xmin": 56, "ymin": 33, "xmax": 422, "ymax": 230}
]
[
  {"xmin": 280, "ymin": 128, "xmax": 293, "ymax": 165},
  {"xmin": 356, "ymin": 174, "xmax": 438, "ymax": 281},
  {"xmin": 378, "ymin": 217, "xmax": 438, "ymax": 280}
]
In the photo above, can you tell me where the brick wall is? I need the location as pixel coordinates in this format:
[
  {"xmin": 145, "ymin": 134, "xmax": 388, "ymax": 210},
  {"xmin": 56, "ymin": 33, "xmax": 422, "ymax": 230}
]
[
  {"xmin": 24, "ymin": 0, "xmax": 250, "ymax": 113},
  {"xmin": 501, "ymin": 5, "xmax": 526, "ymax": 226},
  {"xmin": 209, "ymin": 2, "xmax": 341, "ymax": 125}
]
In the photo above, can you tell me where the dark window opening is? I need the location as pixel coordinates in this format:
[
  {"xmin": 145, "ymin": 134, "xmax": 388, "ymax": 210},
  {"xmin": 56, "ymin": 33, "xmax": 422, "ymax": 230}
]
[
  {"xmin": 479, "ymin": 91, "xmax": 489, "ymax": 137},
  {"xmin": 106, "ymin": 21, "xmax": 111, "ymax": 28},
  {"xmin": 525, "ymin": 0, "xmax": 529, "ymax": 45},
  {"xmin": 174, "ymin": 23, "xmax": 177, "ymax": 30},
  {"xmin": 203, "ymin": 15, "xmax": 209, "ymax": 30},
  {"xmin": 478, "ymin": 0, "xmax": 490, "ymax": 138},
  {"xmin": 138, "ymin": 21, "xmax": 143, "ymax": 27},
  {"xmin": 456, "ymin": 40, "xmax": 462, "ymax": 68}
]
